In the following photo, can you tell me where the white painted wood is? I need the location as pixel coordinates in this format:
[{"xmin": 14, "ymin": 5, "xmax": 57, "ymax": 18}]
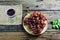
[{"xmin": 0, "ymin": 4, "xmax": 22, "ymax": 25}]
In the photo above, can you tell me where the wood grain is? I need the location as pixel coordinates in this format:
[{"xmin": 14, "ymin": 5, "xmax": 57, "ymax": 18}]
[{"xmin": 0, "ymin": 30, "xmax": 60, "ymax": 40}]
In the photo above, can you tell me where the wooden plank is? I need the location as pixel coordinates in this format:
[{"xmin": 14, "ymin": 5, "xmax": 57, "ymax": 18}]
[{"xmin": 0, "ymin": 31, "xmax": 59, "ymax": 40}]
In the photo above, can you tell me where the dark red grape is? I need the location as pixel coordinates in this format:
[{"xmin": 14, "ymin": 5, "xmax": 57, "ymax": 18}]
[
  {"xmin": 24, "ymin": 18, "xmax": 29, "ymax": 24},
  {"xmin": 32, "ymin": 11, "xmax": 38, "ymax": 17}
]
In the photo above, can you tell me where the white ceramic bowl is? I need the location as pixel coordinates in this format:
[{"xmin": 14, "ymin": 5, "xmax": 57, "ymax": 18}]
[{"xmin": 23, "ymin": 12, "xmax": 48, "ymax": 35}]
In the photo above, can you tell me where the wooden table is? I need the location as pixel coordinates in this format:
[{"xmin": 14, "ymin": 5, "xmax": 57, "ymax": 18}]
[
  {"xmin": 0, "ymin": 11, "xmax": 60, "ymax": 40},
  {"xmin": 0, "ymin": 16, "xmax": 59, "ymax": 40},
  {"xmin": 0, "ymin": 31, "xmax": 60, "ymax": 40}
]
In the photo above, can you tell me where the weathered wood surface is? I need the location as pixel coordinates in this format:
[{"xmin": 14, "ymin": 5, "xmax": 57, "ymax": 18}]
[
  {"xmin": 0, "ymin": 0, "xmax": 59, "ymax": 40},
  {"xmin": 0, "ymin": 30, "xmax": 60, "ymax": 40}
]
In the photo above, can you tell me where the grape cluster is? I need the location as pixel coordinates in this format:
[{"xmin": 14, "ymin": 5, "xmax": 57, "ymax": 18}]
[{"xmin": 24, "ymin": 11, "xmax": 47, "ymax": 35}]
